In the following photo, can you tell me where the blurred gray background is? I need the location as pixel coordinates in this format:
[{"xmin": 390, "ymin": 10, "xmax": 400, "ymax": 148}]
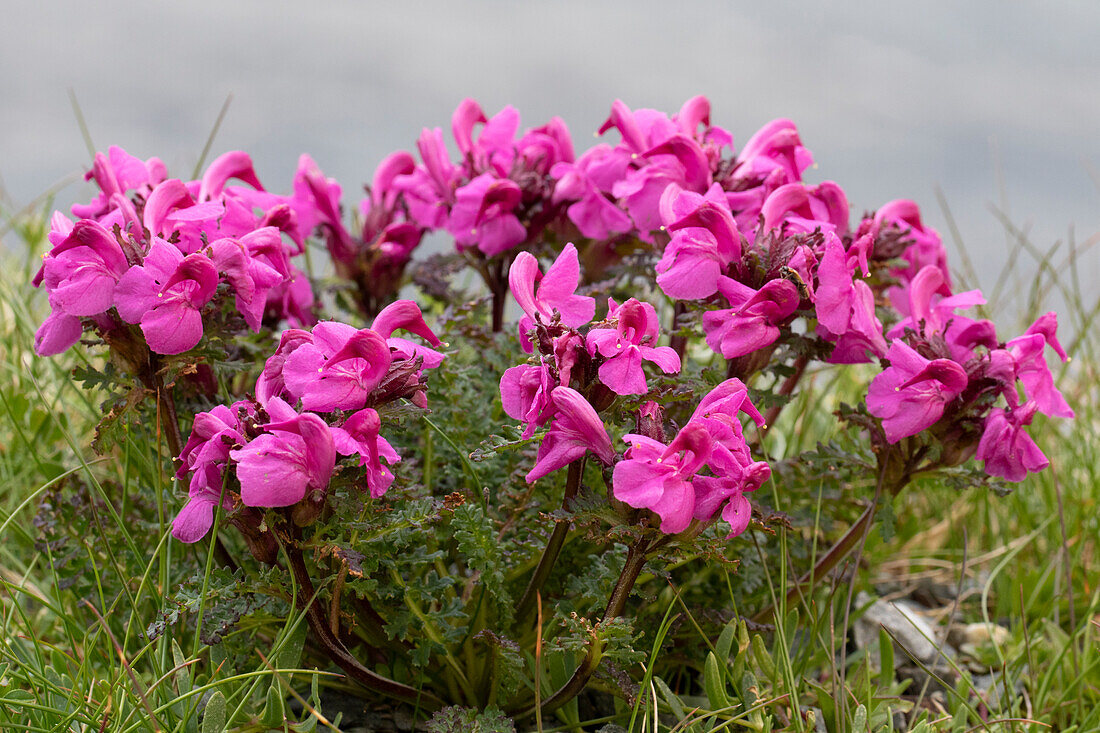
[{"xmin": 3, "ymin": 1, "xmax": 1098, "ymax": 316}]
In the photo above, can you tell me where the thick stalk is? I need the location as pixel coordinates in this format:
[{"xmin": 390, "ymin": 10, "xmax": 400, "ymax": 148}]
[
  {"xmin": 515, "ymin": 459, "xmax": 584, "ymax": 620},
  {"xmin": 668, "ymin": 301, "xmax": 688, "ymax": 360},
  {"xmin": 280, "ymin": 531, "xmax": 444, "ymax": 710},
  {"xmin": 490, "ymin": 260, "xmax": 508, "ymax": 333},
  {"xmin": 512, "ymin": 538, "xmax": 651, "ymax": 718},
  {"xmin": 762, "ymin": 354, "xmax": 809, "ymax": 431}
]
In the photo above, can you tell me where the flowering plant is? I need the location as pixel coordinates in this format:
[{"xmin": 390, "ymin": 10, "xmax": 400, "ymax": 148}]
[{"xmin": 33, "ymin": 95, "xmax": 1072, "ymax": 725}]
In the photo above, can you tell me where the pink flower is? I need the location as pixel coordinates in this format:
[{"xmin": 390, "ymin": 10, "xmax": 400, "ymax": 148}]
[
  {"xmin": 72, "ymin": 146, "xmax": 166, "ymax": 221},
  {"xmin": 446, "ymin": 173, "xmax": 526, "ymax": 256},
  {"xmin": 281, "ymin": 322, "xmax": 393, "ymax": 412},
  {"xmin": 1005, "ymin": 332, "xmax": 1074, "ymax": 419},
  {"xmin": 361, "ymin": 151, "xmax": 417, "ymax": 241},
  {"xmin": 526, "ymin": 387, "xmax": 614, "ymax": 483},
  {"xmin": 500, "ymin": 362, "xmax": 556, "ymax": 439},
  {"xmin": 612, "ymin": 422, "xmax": 712, "ymax": 534},
  {"xmin": 703, "ymin": 277, "xmax": 800, "ymax": 359},
  {"xmin": 814, "ymin": 234, "xmax": 886, "ymax": 363},
  {"xmin": 517, "ymin": 116, "xmax": 574, "ymax": 175},
  {"xmin": 550, "ymin": 145, "xmax": 633, "ymax": 240},
  {"xmin": 230, "ymin": 397, "xmax": 336, "ymax": 507},
  {"xmin": 693, "ymin": 449, "xmax": 770, "ymax": 538},
  {"xmin": 256, "ymin": 328, "xmax": 313, "ymax": 404},
  {"xmin": 874, "ymin": 200, "xmax": 949, "ymax": 289},
  {"xmin": 732, "ymin": 118, "xmax": 812, "ymax": 187},
  {"xmin": 172, "ymin": 401, "xmax": 254, "ymax": 544},
  {"xmin": 509, "ymin": 243, "xmax": 596, "ymax": 351},
  {"xmin": 452, "ymin": 99, "xmax": 519, "ymax": 176},
  {"xmin": 210, "ymin": 228, "xmax": 288, "ymax": 331},
  {"xmin": 975, "ymin": 402, "xmax": 1049, "ymax": 482},
  {"xmin": 114, "ymin": 239, "xmax": 219, "ymax": 355},
  {"xmin": 759, "ymin": 181, "xmax": 849, "ymax": 238},
  {"xmin": 290, "ymin": 155, "xmax": 354, "ymax": 263},
  {"xmin": 395, "ymin": 128, "xmax": 459, "ymax": 230},
  {"xmin": 586, "ymin": 298, "xmax": 680, "ymax": 395},
  {"xmin": 37, "ymin": 219, "xmax": 130, "ymax": 317},
  {"xmin": 866, "ymin": 340, "xmax": 969, "ymax": 443},
  {"xmin": 656, "ymin": 183, "xmax": 740, "ymax": 300},
  {"xmin": 330, "ymin": 407, "xmax": 401, "ymax": 498}
]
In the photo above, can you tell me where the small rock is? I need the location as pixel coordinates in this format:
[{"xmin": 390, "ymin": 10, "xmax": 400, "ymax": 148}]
[{"xmin": 854, "ymin": 593, "xmax": 943, "ymax": 665}]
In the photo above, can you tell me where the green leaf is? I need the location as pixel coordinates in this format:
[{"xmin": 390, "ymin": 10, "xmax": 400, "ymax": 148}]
[
  {"xmin": 201, "ymin": 691, "xmax": 226, "ymax": 733},
  {"xmin": 751, "ymin": 634, "xmax": 777, "ymax": 681},
  {"xmin": 653, "ymin": 676, "xmax": 685, "ymax": 721},
  {"xmin": 878, "ymin": 627, "xmax": 895, "ymax": 689},
  {"xmin": 715, "ymin": 619, "xmax": 736, "ymax": 662},
  {"xmin": 703, "ymin": 652, "xmax": 729, "ymax": 710},
  {"xmin": 259, "ymin": 684, "xmax": 284, "ymax": 728}
]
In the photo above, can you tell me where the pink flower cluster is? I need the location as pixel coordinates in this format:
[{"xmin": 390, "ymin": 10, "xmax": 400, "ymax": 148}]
[
  {"xmin": 33, "ymin": 147, "xmax": 323, "ymax": 356},
  {"xmin": 866, "ymin": 266, "xmax": 1072, "ymax": 482},
  {"xmin": 172, "ymin": 300, "xmax": 443, "ymax": 543},
  {"xmin": 499, "ymin": 245, "xmax": 765, "ymax": 538}
]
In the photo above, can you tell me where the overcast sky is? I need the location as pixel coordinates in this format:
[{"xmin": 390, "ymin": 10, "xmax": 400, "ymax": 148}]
[{"xmin": 3, "ymin": 1, "xmax": 1098, "ymax": 311}]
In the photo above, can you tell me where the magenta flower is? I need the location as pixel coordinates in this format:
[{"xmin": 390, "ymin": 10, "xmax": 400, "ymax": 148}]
[
  {"xmin": 361, "ymin": 151, "xmax": 417, "ymax": 241},
  {"xmin": 72, "ymin": 146, "xmax": 167, "ymax": 221},
  {"xmin": 371, "ymin": 299, "xmax": 447, "ymax": 376},
  {"xmin": 975, "ymin": 402, "xmax": 1049, "ymax": 482},
  {"xmin": 330, "ymin": 407, "xmax": 401, "ymax": 498},
  {"xmin": 550, "ymin": 145, "xmax": 633, "ymax": 240},
  {"xmin": 114, "ymin": 239, "xmax": 219, "ymax": 354},
  {"xmin": 612, "ymin": 422, "xmax": 712, "ymax": 534},
  {"xmin": 586, "ymin": 298, "xmax": 680, "ymax": 395},
  {"xmin": 732, "ymin": 118, "xmax": 812, "ymax": 187},
  {"xmin": 760, "ymin": 181, "xmax": 849, "ymax": 237},
  {"xmin": 509, "ymin": 243, "xmax": 596, "ymax": 351},
  {"xmin": 172, "ymin": 401, "xmax": 254, "ymax": 544},
  {"xmin": 452, "ymin": 99, "xmax": 520, "ymax": 176},
  {"xmin": 866, "ymin": 340, "xmax": 969, "ymax": 443},
  {"xmin": 703, "ymin": 277, "xmax": 800, "ymax": 359},
  {"xmin": 230, "ymin": 397, "xmax": 336, "ymax": 507},
  {"xmin": 656, "ymin": 183, "xmax": 740, "ymax": 300},
  {"xmin": 290, "ymin": 154, "xmax": 354, "ymax": 264},
  {"xmin": 500, "ymin": 362, "xmax": 556, "ymax": 439},
  {"xmin": 395, "ymin": 128, "xmax": 459, "ymax": 230},
  {"xmin": 693, "ymin": 449, "xmax": 771, "ymax": 538},
  {"xmin": 282, "ymin": 322, "xmax": 392, "ymax": 412},
  {"xmin": 526, "ymin": 387, "xmax": 614, "ymax": 483},
  {"xmin": 210, "ymin": 229, "xmax": 287, "ymax": 331},
  {"xmin": 517, "ymin": 116, "xmax": 574, "ymax": 175},
  {"xmin": 814, "ymin": 234, "xmax": 887, "ymax": 362},
  {"xmin": 198, "ymin": 150, "xmax": 265, "ymax": 202},
  {"xmin": 1005, "ymin": 332, "xmax": 1074, "ymax": 419},
  {"xmin": 256, "ymin": 328, "xmax": 313, "ymax": 404},
  {"xmin": 33, "ymin": 308, "xmax": 84, "ymax": 357},
  {"xmin": 689, "ymin": 378, "xmax": 765, "ymax": 467},
  {"xmin": 873, "ymin": 199, "xmax": 949, "ymax": 289},
  {"xmin": 446, "ymin": 173, "xmax": 526, "ymax": 256},
  {"xmin": 37, "ymin": 219, "xmax": 130, "ymax": 317}
]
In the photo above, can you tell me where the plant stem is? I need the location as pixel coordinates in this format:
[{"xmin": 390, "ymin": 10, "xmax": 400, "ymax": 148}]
[
  {"xmin": 279, "ymin": 529, "xmax": 444, "ymax": 710},
  {"xmin": 762, "ymin": 354, "xmax": 809, "ymax": 431},
  {"xmin": 515, "ymin": 458, "xmax": 585, "ymax": 620},
  {"xmin": 491, "ymin": 258, "xmax": 507, "ymax": 332},
  {"xmin": 669, "ymin": 301, "xmax": 688, "ymax": 360},
  {"xmin": 513, "ymin": 537, "xmax": 651, "ymax": 718}
]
